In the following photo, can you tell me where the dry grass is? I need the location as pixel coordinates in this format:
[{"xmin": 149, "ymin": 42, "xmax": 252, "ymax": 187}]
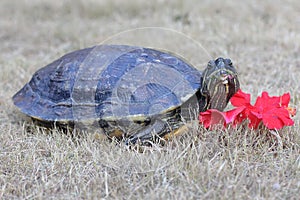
[{"xmin": 0, "ymin": 0, "xmax": 299, "ymax": 199}]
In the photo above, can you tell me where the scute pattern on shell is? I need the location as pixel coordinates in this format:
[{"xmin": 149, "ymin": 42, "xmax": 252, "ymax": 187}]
[{"xmin": 13, "ymin": 45, "xmax": 202, "ymax": 122}]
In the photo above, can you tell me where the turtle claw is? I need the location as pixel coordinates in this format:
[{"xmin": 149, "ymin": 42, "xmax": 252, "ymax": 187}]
[{"xmin": 125, "ymin": 119, "xmax": 167, "ymax": 145}]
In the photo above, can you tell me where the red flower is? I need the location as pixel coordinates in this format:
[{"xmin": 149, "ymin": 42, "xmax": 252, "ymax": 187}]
[
  {"xmin": 199, "ymin": 107, "xmax": 244, "ymax": 129},
  {"xmin": 248, "ymin": 91, "xmax": 294, "ymax": 129},
  {"xmin": 199, "ymin": 89, "xmax": 296, "ymax": 130}
]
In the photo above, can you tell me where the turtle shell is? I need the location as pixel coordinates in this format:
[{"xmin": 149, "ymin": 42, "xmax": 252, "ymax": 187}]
[{"xmin": 13, "ymin": 45, "xmax": 202, "ymax": 123}]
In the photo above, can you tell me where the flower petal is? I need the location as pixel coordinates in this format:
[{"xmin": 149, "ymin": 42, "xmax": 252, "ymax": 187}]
[
  {"xmin": 248, "ymin": 111, "xmax": 262, "ymax": 129},
  {"xmin": 199, "ymin": 109, "xmax": 227, "ymax": 128},
  {"xmin": 225, "ymin": 106, "xmax": 246, "ymax": 124},
  {"xmin": 266, "ymin": 108, "xmax": 294, "ymax": 129},
  {"xmin": 230, "ymin": 89, "xmax": 252, "ymax": 107},
  {"xmin": 280, "ymin": 93, "xmax": 290, "ymax": 107},
  {"xmin": 254, "ymin": 91, "xmax": 291, "ymax": 110}
]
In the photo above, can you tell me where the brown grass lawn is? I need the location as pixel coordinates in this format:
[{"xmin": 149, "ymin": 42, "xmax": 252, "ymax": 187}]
[{"xmin": 0, "ymin": 0, "xmax": 299, "ymax": 199}]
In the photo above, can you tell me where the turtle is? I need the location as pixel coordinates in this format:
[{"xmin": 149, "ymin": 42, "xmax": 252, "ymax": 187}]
[{"xmin": 13, "ymin": 45, "xmax": 240, "ymax": 144}]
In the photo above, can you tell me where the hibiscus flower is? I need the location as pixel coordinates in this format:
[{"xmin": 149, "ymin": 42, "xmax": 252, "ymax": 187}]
[
  {"xmin": 199, "ymin": 107, "xmax": 244, "ymax": 129},
  {"xmin": 199, "ymin": 89, "xmax": 296, "ymax": 130}
]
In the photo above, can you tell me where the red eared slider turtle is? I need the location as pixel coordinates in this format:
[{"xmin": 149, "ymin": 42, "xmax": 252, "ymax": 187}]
[{"xmin": 13, "ymin": 45, "xmax": 240, "ymax": 144}]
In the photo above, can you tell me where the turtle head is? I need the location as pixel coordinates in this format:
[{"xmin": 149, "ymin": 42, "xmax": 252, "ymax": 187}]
[{"xmin": 200, "ymin": 57, "xmax": 240, "ymax": 111}]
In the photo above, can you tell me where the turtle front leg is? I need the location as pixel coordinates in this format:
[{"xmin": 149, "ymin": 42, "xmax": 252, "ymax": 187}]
[{"xmin": 125, "ymin": 119, "xmax": 167, "ymax": 145}]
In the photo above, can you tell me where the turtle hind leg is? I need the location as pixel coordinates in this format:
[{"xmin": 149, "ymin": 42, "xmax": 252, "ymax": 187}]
[{"xmin": 125, "ymin": 119, "xmax": 168, "ymax": 145}]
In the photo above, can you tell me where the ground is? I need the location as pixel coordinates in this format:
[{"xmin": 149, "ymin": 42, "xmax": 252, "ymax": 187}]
[{"xmin": 0, "ymin": 0, "xmax": 299, "ymax": 199}]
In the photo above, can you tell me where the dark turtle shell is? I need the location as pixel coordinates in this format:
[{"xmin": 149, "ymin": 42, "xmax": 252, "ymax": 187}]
[{"xmin": 13, "ymin": 45, "xmax": 202, "ymax": 124}]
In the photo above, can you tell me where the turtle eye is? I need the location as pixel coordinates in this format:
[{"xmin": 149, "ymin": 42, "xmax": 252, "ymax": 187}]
[
  {"xmin": 207, "ymin": 60, "xmax": 214, "ymax": 68},
  {"xmin": 226, "ymin": 59, "xmax": 233, "ymax": 66}
]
